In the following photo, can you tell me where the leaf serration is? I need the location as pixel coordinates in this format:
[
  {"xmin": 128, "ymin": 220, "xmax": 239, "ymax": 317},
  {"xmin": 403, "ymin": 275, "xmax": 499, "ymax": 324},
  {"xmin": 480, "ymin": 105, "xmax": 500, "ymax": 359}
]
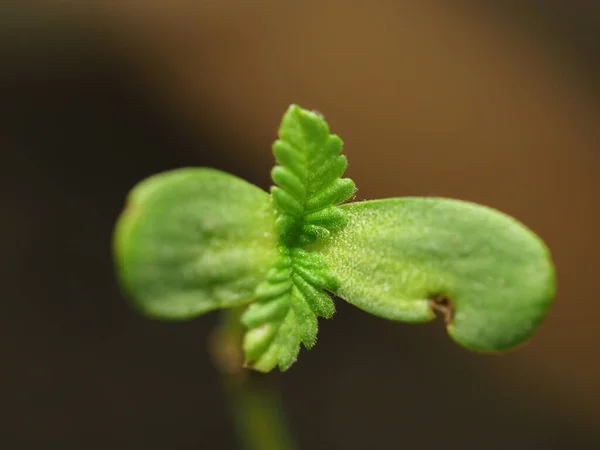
[{"xmin": 242, "ymin": 105, "xmax": 355, "ymax": 371}]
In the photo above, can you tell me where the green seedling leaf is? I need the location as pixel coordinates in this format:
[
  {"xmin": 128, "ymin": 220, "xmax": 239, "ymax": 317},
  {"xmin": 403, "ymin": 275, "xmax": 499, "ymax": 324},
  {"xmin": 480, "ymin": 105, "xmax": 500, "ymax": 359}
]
[
  {"xmin": 242, "ymin": 105, "xmax": 354, "ymax": 372},
  {"xmin": 312, "ymin": 198, "xmax": 555, "ymax": 351},
  {"xmin": 113, "ymin": 104, "xmax": 556, "ymax": 373},
  {"xmin": 114, "ymin": 168, "xmax": 278, "ymax": 319}
]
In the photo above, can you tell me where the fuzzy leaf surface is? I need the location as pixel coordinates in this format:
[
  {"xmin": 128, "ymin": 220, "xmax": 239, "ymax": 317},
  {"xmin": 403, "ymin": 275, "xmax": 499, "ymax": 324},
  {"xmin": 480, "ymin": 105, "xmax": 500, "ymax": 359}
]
[
  {"xmin": 114, "ymin": 168, "xmax": 278, "ymax": 319},
  {"xmin": 243, "ymin": 105, "xmax": 354, "ymax": 371},
  {"xmin": 312, "ymin": 198, "xmax": 556, "ymax": 351}
]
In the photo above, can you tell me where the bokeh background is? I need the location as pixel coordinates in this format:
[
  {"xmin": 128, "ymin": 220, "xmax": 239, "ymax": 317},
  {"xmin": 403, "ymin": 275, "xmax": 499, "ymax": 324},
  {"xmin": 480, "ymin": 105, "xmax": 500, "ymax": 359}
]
[{"xmin": 1, "ymin": 1, "xmax": 599, "ymax": 449}]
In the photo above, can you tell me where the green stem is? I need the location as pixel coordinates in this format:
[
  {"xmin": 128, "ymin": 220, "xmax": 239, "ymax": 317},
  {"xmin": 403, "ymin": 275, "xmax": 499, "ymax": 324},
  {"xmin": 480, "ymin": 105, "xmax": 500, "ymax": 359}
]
[
  {"xmin": 210, "ymin": 307, "xmax": 297, "ymax": 450},
  {"xmin": 227, "ymin": 373, "xmax": 296, "ymax": 450}
]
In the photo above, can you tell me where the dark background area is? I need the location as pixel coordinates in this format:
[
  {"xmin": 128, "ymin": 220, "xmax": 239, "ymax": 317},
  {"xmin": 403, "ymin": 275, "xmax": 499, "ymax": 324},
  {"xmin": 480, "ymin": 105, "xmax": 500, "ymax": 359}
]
[{"xmin": 1, "ymin": 1, "xmax": 599, "ymax": 449}]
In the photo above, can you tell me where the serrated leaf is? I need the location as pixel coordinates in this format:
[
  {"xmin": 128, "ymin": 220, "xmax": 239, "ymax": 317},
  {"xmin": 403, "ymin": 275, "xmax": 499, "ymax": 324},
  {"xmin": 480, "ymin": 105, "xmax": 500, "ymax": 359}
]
[
  {"xmin": 243, "ymin": 308, "xmax": 302, "ymax": 372},
  {"xmin": 271, "ymin": 105, "xmax": 355, "ymax": 221},
  {"xmin": 311, "ymin": 198, "xmax": 555, "ymax": 352},
  {"xmin": 114, "ymin": 168, "xmax": 278, "ymax": 319},
  {"xmin": 242, "ymin": 105, "xmax": 354, "ymax": 372},
  {"xmin": 242, "ymin": 246, "xmax": 335, "ymax": 372}
]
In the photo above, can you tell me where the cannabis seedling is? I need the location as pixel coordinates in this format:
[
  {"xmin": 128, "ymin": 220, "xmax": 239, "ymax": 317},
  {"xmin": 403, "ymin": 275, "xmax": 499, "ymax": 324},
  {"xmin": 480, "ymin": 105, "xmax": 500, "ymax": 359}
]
[{"xmin": 114, "ymin": 105, "xmax": 555, "ymax": 373}]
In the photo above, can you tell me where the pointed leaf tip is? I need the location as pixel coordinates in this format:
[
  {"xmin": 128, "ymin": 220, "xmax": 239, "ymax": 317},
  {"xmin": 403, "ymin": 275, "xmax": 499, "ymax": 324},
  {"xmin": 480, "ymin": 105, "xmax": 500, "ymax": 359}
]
[{"xmin": 242, "ymin": 104, "xmax": 352, "ymax": 371}]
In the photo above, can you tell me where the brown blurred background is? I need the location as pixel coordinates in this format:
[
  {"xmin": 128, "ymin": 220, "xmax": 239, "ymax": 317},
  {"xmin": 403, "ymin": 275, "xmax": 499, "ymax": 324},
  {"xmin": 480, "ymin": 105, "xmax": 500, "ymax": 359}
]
[{"xmin": 1, "ymin": 1, "xmax": 599, "ymax": 449}]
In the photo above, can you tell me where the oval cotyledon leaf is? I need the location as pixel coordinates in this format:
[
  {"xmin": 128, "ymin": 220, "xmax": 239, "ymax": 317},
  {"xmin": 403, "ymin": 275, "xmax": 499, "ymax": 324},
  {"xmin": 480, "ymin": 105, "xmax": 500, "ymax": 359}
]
[
  {"xmin": 311, "ymin": 198, "xmax": 555, "ymax": 351},
  {"xmin": 114, "ymin": 168, "xmax": 278, "ymax": 320}
]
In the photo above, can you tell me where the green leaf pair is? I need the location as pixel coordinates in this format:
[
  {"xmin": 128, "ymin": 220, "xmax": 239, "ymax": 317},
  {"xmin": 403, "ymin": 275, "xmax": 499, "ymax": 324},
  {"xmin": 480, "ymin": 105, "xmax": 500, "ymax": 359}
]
[{"xmin": 114, "ymin": 105, "xmax": 555, "ymax": 372}]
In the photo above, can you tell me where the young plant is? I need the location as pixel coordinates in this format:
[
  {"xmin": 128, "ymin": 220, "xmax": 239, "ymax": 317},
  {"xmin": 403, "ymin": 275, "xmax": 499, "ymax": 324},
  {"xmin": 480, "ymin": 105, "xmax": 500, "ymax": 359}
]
[
  {"xmin": 113, "ymin": 105, "xmax": 555, "ymax": 448},
  {"xmin": 114, "ymin": 105, "xmax": 555, "ymax": 374}
]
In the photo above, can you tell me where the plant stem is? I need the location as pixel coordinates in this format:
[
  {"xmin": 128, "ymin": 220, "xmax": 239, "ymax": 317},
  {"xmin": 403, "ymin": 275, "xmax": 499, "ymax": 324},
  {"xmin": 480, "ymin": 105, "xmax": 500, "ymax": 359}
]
[
  {"xmin": 226, "ymin": 372, "xmax": 296, "ymax": 450},
  {"xmin": 210, "ymin": 307, "xmax": 297, "ymax": 450}
]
